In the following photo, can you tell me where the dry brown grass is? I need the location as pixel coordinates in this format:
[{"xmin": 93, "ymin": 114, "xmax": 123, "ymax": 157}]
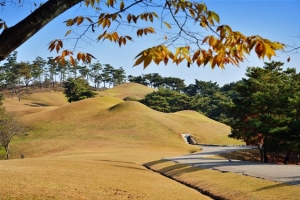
[
  {"xmin": 22, "ymin": 92, "xmax": 68, "ymax": 106},
  {"xmin": 145, "ymin": 160, "xmax": 300, "ymax": 200},
  {"xmin": 6, "ymin": 96, "xmax": 241, "ymax": 159},
  {"xmin": 3, "ymin": 83, "xmax": 287, "ymax": 200},
  {"xmin": 0, "ymin": 154, "xmax": 211, "ymax": 200},
  {"xmin": 97, "ymin": 82, "xmax": 156, "ymax": 100}
]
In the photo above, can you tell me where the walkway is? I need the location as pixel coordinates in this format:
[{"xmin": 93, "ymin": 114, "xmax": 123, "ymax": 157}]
[{"xmin": 163, "ymin": 145, "xmax": 300, "ymax": 185}]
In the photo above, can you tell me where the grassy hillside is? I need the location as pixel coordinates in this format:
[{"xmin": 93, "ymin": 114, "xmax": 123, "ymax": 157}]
[
  {"xmin": 22, "ymin": 92, "xmax": 68, "ymax": 106},
  {"xmin": 97, "ymin": 82, "xmax": 156, "ymax": 100},
  {"xmin": 0, "ymin": 83, "xmax": 247, "ymax": 200},
  {"xmin": 2, "ymin": 92, "xmax": 68, "ymax": 116},
  {"xmin": 6, "ymin": 95, "xmax": 242, "ymax": 159}
]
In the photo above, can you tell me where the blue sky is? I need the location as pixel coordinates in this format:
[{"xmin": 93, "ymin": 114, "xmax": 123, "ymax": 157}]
[{"xmin": 1, "ymin": 0, "xmax": 299, "ymax": 86}]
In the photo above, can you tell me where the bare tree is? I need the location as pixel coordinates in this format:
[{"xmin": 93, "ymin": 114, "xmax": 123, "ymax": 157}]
[{"xmin": 0, "ymin": 108, "xmax": 24, "ymax": 159}]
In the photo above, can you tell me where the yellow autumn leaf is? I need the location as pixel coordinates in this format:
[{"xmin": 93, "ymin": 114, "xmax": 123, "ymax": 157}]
[
  {"xmin": 133, "ymin": 55, "xmax": 145, "ymax": 67},
  {"xmin": 48, "ymin": 41, "xmax": 55, "ymax": 51},
  {"xmin": 189, "ymin": 9, "xmax": 195, "ymax": 18},
  {"xmin": 152, "ymin": 12, "xmax": 158, "ymax": 18},
  {"xmin": 196, "ymin": 57, "xmax": 202, "ymax": 66},
  {"xmin": 127, "ymin": 14, "xmax": 132, "ymax": 23},
  {"xmin": 143, "ymin": 56, "xmax": 152, "ymax": 69},
  {"xmin": 163, "ymin": 21, "xmax": 171, "ymax": 29},
  {"xmin": 77, "ymin": 53, "xmax": 82, "ymax": 61},
  {"xmin": 149, "ymin": 13, "xmax": 153, "ymax": 22},
  {"xmin": 163, "ymin": 56, "xmax": 168, "ymax": 65},
  {"xmin": 255, "ymin": 41, "xmax": 266, "ymax": 59},
  {"xmin": 264, "ymin": 42, "xmax": 276, "ymax": 60},
  {"xmin": 58, "ymin": 40, "xmax": 63, "ymax": 48},
  {"xmin": 70, "ymin": 55, "xmax": 75, "ymax": 66},
  {"xmin": 81, "ymin": 53, "xmax": 86, "ymax": 62},
  {"xmin": 192, "ymin": 50, "xmax": 201, "ymax": 62},
  {"xmin": 77, "ymin": 16, "xmax": 84, "ymax": 25},
  {"xmin": 108, "ymin": 0, "xmax": 114, "ymax": 7},
  {"xmin": 120, "ymin": 1, "xmax": 124, "ymax": 11},
  {"xmin": 118, "ymin": 37, "xmax": 123, "ymax": 47},
  {"xmin": 60, "ymin": 57, "xmax": 66, "ymax": 66},
  {"xmin": 86, "ymin": 54, "xmax": 91, "ymax": 63},
  {"xmin": 125, "ymin": 35, "xmax": 132, "ymax": 41},
  {"xmin": 211, "ymin": 11, "xmax": 220, "ymax": 23},
  {"xmin": 132, "ymin": 15, "xmax": 138, "ymax": 23},
  {"xmin": 65, "ymin": 19, "xmax": 73, "ymax": 26},
  {"xmin": 65, "ymin": 30, "xmax": 71, "ymax": 37},
  {"xmin": 174, "ymin": 47, "xmax": 181, "ymax": 58},
  {"xmin": 111, "ymin": 13, "xmax": 118, "ymax": 21},
  {"xmin": 55, "ymin": 44, "xmax": 60, "ymax": 53}
]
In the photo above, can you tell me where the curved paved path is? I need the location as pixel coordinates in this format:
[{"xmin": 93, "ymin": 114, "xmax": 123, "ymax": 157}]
[{"xmin": 163, "ymin": 145, "xmax": 300, "ymax": 185}]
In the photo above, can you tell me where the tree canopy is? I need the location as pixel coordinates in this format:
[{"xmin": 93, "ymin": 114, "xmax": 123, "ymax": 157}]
[
  {"xmin": 0, "ymin": 0, "xmax": 285, "ymax": 69},
  {"xmin": 227, "ymin": 61, "xmax": 300, "ymax": 162},
  {"xmin": 0, "ymin": 108, "xmax": 24, "ymax": 159},
  {"xmin": 63, "ymin": 77, "xmax": 97, "ymax": 102}
]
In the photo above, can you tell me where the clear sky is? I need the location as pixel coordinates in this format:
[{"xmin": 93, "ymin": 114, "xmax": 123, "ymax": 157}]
[{"xmin": 1, "ymin": 0, "xmax": 299, "ymax": 86}]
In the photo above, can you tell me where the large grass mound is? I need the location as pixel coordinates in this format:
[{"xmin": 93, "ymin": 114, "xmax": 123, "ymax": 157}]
[
  {"xmin": 97, "ymin": 82, "xmax": 156, "ymax": 100},
  {"xmin": 7, "ymin": 95, "xmax": 242, "ymax": 159}
]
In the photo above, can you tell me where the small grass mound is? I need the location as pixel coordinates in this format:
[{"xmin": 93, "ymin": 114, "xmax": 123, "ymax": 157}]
[
  {"xmin": 108, "ymin": 101, "xmax": 154, "ymax": 113},
  {"xmin": 97, "ymin": 82, "xmax": 155, "ymax": 99},
  {"xmin": 123, "ymin": 96, "xmax": 141, "ymax": 101},
  {"xmin": 22, "ymin": 92, "xmax": 68, "ymax": 106}
]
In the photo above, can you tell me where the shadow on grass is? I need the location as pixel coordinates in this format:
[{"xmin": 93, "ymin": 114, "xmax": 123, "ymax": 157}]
[
  {"xmin": 143, "ymin": 160, "xmax": 165, "ymax": 167},
  {"xmin": 97, "ymin": 159, "xmax": 135, "ymax": 165},
  {"xmin": 254, "ymin": 183, "xmax": 291, "ymax": 191},
  {"xmin": 144, "ymin": 160, "xmax": 204, "ymax": 176},
  {"xmin": 108, "ymin": 164, "xmax": 147, "ymax": 171},
  {"xmin": 144, "ymin": 160, "xmax": 225, "ymax": 200},
  {"xmin": 25, "ymin": 102, "xmax": 49, "ymax": 107}
]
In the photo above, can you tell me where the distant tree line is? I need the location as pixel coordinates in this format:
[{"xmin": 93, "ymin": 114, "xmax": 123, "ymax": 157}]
[
  {"xmin": 134, "ymin": 74, "xmax": 234, "ymax": 124},
  {"xmin": 0, "ymin": 51, "xmax": 127, "ymax": 99}
]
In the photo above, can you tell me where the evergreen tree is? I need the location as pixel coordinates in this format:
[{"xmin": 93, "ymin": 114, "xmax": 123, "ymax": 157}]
[{"xmin": 63, "ymin": 77, "xmax": 96, "ymax": 103}]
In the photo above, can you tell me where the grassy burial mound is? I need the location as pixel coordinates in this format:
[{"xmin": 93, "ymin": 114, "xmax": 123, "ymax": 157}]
[
  {"xmin": 2, "ymin": 92, "xmax": 68, "ymax": 116},
  {"xmin": 97, "ymin": 82, "xmax": 156, "ymax": 100},
  {"xmin": 171, "ymin": 110, "xmax": 238, "ymax": 145},
  {"xmin": 22, "ymin": 92, "xmax": 68, "ymax": 106},
  {"xmin": 6, "ymin": 93, "xmax": 242, "ymax": 160}
]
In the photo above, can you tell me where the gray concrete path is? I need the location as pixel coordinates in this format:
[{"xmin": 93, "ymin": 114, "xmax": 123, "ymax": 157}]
[{"xmin": 163, "ymin": 145, "xmax": 300, "ymax": 185}]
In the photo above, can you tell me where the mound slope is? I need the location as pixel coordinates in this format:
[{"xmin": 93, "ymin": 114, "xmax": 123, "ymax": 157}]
[
  {"xmin": 97, "ymin": 82, "xmax": 155, "ymax": 100},
  {"xmin": 9, "ymin": 96, "xmax": 242, "ymax": 159},
  {"xmin": 22, "ymin": 92, "xmax": 68, "ymax": 106}
]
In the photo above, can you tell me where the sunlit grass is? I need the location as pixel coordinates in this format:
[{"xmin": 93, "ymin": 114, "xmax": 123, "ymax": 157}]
[
  {"xmin": 145, "ymin": 160, "xmax": 300, "ymax": 200},
  {"xmin": 97, "ymin": 82, "xmax": 156, "ymax": 99},
  {"xmin": 0, "ymin": 83, "xmax": 264, "ymax": 200}
]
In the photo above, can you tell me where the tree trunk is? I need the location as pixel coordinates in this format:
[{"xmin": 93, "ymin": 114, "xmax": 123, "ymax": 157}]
[
  {"xmin": 263, "ymin": 148, "xmax": 268, "ymax": 163},
  {"xmin": 258, "ymin": 146, "xmax": 264, "ymax": 162},
  {"xmin": 18, "ymin": 79, "xmax": 21, "ymax": 101},
  {"xmin": 284, "ymin": 151, "xmax": 291, "ymax": 164},
  {"xmin": 4, "ymin": 145, "xmax": 10, "ymax": 160},
  {"xmin": 0, "ymin": 0, "xmax": 82, "ymax": 61}
]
